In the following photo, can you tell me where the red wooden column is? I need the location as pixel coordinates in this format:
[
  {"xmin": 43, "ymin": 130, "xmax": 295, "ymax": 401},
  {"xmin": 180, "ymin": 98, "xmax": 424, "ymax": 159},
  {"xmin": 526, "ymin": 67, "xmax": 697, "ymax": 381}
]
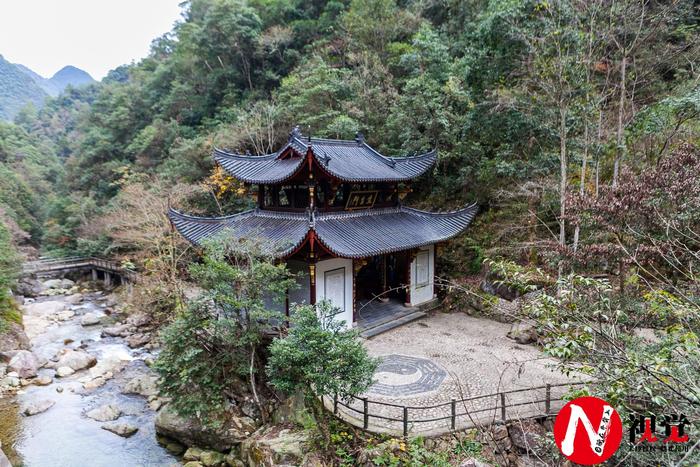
[{"xmin": 308, "ymin": 231, "xmax": 317, "ymax": 305}]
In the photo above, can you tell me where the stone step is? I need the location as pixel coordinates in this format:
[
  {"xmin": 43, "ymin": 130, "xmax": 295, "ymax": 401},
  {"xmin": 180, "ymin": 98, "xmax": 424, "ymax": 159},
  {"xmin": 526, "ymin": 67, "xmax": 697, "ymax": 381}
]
[{"xmin": 359, "ymin": 311, "xmax": 426, "ymax": 339}]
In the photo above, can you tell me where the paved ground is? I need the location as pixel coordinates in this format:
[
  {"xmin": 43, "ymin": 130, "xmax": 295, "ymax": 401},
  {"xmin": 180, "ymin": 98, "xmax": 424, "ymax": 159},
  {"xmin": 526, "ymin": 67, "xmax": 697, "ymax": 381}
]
[{"xmin": 332, "ymin": 312, "xmax": 578, "ymax": 436}]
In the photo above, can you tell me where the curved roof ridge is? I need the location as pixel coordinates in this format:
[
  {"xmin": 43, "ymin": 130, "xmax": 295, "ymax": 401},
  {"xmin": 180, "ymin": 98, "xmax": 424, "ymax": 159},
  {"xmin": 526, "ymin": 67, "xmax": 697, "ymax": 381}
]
[
  {"xmin": 388, "ymin": 148, "xmax": 438, "ymax": 162},
  {"xmin": 168, "ymin": 207, "xmax": 256, "ymax": 222},
  {"xmin": 213, "ymin": 147, "xmax": 280, "ymax": 160},
  {"xmin": 401, "ymin": 202, "xmax": 479, "ymax": 217},
  {"xmin": 315, "ymin": 206, "xmax": 401, "ymax": 220}
]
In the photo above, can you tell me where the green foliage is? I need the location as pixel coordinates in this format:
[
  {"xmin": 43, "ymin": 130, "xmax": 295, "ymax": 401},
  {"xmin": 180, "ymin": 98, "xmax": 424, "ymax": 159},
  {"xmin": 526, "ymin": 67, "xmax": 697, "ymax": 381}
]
[
  {"xmin": 483, "ymin": 257, "xmax": 552, "ymax": 294},
  {"xmin": 525, "ymin": 274, "xmax": 699, "ymax": 465},
  {"xmin": 267, "ymin": 301, "xmax": 378, "ymax": 399},
  {"xmin": 0, "ymin": 220, "xmax": 21, "ymax": 332},
  {"xmin": 155, "ymin": 234, "xmax": 295, "ymax": 425},
  {"xmin": 267, "ymin": 301, "xmax": 378, "ymax": 446}
]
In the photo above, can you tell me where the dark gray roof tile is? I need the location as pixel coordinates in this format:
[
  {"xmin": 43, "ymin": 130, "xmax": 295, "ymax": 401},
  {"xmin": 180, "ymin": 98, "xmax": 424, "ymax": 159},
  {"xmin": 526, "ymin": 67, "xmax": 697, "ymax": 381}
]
[
  {"xmin": 214, "ymin": 129, "xmax": 436, "ymax": 184},
  {"xmin": 169, "ymin": 203, "xmax": 478, "ymax": 259}
]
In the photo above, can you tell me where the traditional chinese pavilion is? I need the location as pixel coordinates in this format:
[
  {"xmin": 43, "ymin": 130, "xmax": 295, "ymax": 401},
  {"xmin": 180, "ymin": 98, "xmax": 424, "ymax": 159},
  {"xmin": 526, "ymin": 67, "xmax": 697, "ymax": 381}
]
[{"xmin": 169, "ymin": 127, "xmax": 477, "ymax": 334}]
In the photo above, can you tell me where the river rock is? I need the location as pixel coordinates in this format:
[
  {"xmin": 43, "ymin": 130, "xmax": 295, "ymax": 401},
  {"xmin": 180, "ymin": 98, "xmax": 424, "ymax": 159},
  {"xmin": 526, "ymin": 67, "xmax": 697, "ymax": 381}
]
[
  {"xmin": 41, "ymin": 279, "xmax": 65, "ymax": 290},
  {"xmin": 126, "ymin": 333, "xmax": 151, "ymax": 348},
  {"xmin": 184, "ymin": 447, "xmax": 204, "ymax": 461},
  {"xmin": 240, "ymin": 426, "xmax": 308, "ymax": 467},
  {"xmin": 507, "ymin": 320, "xmax": 539, "ymax": 344},
  {"xmin": 56, "ymin": 366, "xmax": 75, "ymax": 377},
  {"xmin": 102, "ymin": 324, "xmax": 130, "ymax": 337},
  {"xmin": 56, "ymin": 309, "xmax": 76, "ymax": 321},
  {"xmin": 0, "ymin": 323, "xmax": 31, "ymax": 352},
  {"xmin": 15, "ymin": 277, "xmax": 42, "ymax": 297},
  {"xmin": 23, "ymin": 300, "xmax": 66, "ymax": 316},
  {"xmin": 34, "ymin": 375, "xmax": 52, "ymax": 386},
  {"xmin": 101, "ymin": 422, "xmax": 138, "ymax": 438},
  {"xmin": 65, "ymin": 293, "xmax": 84, "ymax": 305},
  {"xmin": 199, "ymin": 450, "xmax": 225, "ymax": 466},
  {"xmin": 22, "ymin": 399, "xmax": 55, "ymax": 416},
  {"xmin": 80, "ymin": 313, "xmax": 102, "ymax": 326},
  {"xmin": 122, "ymin": 374, "xmax": 158, "ymax": 397},
  {"xmin": 155, "ymin": 404, "xmax": 258, "ymax": 452},
  {"xmin": 86, "ymin": 404, "xmax": 122, "ymax": 422},
  {"xmin": 55, "ymin": 349, "xmax": 97, "ymax": 371},
  {"xmin": 2, "ymin": 375, "xmax": 20, "ymax": 387},
  {"xmin": 184, "ymin": 463, "xmax": 204, "ymax": 467},
  {"xmin": 8, "ymin": 350, "xmax": 39, "ymax": 378}
]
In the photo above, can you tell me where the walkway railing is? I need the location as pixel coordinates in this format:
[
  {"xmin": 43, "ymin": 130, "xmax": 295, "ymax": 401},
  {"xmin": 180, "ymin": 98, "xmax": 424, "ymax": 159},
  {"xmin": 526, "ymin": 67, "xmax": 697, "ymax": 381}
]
[
  {"xmin": 324, "ymin": 381, "xmax": 587, "ymax": 437},
  {"xmin": 22, "ymin": 256, "xmax": 137, "ymax": 280}
]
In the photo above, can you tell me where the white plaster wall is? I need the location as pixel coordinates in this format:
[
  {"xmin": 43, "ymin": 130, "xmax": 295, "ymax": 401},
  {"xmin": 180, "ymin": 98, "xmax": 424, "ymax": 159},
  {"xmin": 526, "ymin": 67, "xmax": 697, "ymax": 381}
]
[
  {"xmin": 315, "ymin": 257, "xmax": 354, "ymax": 328},
  {"xmin": 409, "ymin": 244, "xmax": 435, "ymax": 306}
]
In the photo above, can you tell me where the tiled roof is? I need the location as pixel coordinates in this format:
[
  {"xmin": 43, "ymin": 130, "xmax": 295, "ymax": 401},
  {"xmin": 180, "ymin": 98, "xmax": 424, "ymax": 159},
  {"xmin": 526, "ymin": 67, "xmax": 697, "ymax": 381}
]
[
  {"xmin": 213, "ymin": 128, "xmax": 436, "ymax": 184},
  {"xmin": 313, "ymin": 205, "xmax": 478, "ymax": 258},
  {"xmin": 168, "ymin": 209, "xmax": 309, "ymax": 257},
  {"xmin": 168, "ymin": 204, "xmax": 478, "ymax": 259}
]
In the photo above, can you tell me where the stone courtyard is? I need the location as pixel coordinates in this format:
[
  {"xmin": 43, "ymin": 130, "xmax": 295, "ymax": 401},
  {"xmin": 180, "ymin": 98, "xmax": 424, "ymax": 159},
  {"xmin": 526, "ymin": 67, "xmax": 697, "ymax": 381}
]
[{"xmin": 332, "ymin": 312, "xmax": 579, "ymax": 436}]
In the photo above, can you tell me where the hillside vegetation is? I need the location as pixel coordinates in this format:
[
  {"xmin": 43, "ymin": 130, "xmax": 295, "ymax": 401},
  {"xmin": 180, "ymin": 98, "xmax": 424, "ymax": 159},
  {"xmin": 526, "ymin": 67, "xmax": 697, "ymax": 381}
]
[{"xmin": 0, "ymin": 1, "xmax": 698, "ymax": 464}]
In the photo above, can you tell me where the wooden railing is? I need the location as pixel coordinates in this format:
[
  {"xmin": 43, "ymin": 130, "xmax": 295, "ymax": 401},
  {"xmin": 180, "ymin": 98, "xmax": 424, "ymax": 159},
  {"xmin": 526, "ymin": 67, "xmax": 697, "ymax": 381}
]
[
  {"xmin": 22, "ymin": 256, "xmax": 137, "ymax": 280},
  {"xmin": 324, "ymin": 381, "xmax": 587, "ymax": 437}
]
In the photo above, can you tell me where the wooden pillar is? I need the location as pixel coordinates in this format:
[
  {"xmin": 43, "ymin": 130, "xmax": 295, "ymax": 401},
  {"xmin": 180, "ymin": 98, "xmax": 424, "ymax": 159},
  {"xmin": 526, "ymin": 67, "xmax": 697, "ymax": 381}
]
[
  {"xmin": 104, "ymin": 271, "xmax": 111, "ymax": 287},
  {"xmin": 91, "ymin": 269, "xmax": 98, "ymax": 281},
  {"xmin": 309, "ymin": 263, "xmax": 316, "ymax": 305},
  {"xmin": 309, "ymin": 230, "xmax": 317, "ymax": 305}
]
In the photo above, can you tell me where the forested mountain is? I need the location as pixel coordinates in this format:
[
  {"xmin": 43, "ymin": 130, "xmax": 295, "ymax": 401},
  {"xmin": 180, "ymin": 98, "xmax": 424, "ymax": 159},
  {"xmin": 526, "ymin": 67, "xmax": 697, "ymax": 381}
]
[
  {"xmin": 44, "ymin": 66, "xmax": 95, "ymax": 95},
  {"xmin": 1, "ymin": 0, "xmax": 698, "ymax": 291},
  {"xmin": 0, "ymin": 56, "xmax": 47, "ymax": 120},
  {"xmin": 0, "ymin": 2, "xmax": 698, "ymax": 464},
  {"xmin": 0, "ymin": 57, "xmax": 94, "ymax": 120}
]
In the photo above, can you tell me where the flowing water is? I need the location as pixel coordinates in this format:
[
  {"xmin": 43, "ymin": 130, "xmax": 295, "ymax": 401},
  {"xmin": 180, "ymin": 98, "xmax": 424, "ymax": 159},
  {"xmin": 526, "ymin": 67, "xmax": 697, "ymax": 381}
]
[{"xmin": 0, "ymin": 288, "xmax": 180, "ymax": 467}]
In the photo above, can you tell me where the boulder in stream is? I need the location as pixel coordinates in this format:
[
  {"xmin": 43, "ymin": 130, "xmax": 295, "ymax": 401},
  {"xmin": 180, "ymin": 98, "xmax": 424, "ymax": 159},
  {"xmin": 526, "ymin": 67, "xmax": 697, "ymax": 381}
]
[
  {"xmin": 155, "ymin": 404, "xmax": 258, "ymax": 452},
  {"xmin": 8, "ymin": 350, "xmax": 39, "ymax": 378},
  {"xmin": 34, "ymin": 375, "xmax": 52, "ymax": 386},
  {"xmin": 101, "ymin": 422, "xmax": 138, "ymax": 438},
  {"xmin": 80, "ymin": 312, "xmax": 102, "ymax": 326},
  {"xmin": 102, "ymin": 323, "xmax": 130, "ymax": 337},
  {"xmin": 86, "ymin": 404, "xmax": 122, "ymax": 422},
  {"xmin": 122, "ymin": 374, "xmax": 159, "ymax": 397},
  {"xmin": 56, "ymin": 366, "xmax": 75, "ymax": 377},
  {"xmin": 23, "ymin": 300, "xmax": 66, "ymax": 316},
  {"xmin": 55, "ymin": 349, "xmax": 97, "ymax": 371},
  {"xmin": 65, "ymin": 293, "xmax": 84, "ymax": 305},
  {"xmin": 22, "ymin": 399, "xmax": 55, "ymax": 416}
]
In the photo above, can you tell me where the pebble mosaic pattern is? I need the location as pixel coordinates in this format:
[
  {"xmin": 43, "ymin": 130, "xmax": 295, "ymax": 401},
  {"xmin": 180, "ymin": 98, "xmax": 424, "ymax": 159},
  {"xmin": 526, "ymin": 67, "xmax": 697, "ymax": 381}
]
[{"xmin": 368, "ymin": 354, "xmax": 447, "ymax": 397}]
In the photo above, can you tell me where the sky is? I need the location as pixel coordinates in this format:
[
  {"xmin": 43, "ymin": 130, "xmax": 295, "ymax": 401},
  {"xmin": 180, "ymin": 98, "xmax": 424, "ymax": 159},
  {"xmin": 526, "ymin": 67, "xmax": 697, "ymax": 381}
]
[{"xmin": 0, "ymin": 0, "xmax": 184, "ymax": 80}]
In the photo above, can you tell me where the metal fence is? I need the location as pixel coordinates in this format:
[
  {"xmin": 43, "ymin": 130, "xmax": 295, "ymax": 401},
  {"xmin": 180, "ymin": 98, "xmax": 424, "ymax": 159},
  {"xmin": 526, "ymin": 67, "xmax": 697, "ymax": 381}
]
[{"xmin": 325, "ymin": 381, "xmax": 587, "ymax": 437}]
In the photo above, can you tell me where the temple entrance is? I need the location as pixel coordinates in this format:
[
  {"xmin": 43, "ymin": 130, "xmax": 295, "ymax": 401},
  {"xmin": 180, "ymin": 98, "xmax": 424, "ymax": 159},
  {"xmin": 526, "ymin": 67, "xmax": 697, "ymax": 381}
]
[
  {"xmin": 355, "ymin": 253, "xmax": 407, "ymax": 304},
  {"xmin": 355, "ymin": 253, "xmax": 420, "ymax": 335}
]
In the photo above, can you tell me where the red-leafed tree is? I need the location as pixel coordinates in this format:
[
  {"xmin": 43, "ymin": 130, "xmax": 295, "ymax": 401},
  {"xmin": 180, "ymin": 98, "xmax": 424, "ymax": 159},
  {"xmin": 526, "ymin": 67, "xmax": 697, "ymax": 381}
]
[{"xmin": 567, "ymin": 144, "xmax": 700, "ymax": 293}]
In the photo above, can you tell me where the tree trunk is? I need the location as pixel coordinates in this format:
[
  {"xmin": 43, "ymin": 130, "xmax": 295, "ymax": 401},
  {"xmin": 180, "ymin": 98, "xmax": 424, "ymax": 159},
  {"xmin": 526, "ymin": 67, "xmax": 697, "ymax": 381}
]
[
  {"xmin": 613, "ymin": 55, "xmax": 627, "ymax": 187},
  {"xmin": 558, "ymin": 106, "xmax": 568, "ymax": 279}
]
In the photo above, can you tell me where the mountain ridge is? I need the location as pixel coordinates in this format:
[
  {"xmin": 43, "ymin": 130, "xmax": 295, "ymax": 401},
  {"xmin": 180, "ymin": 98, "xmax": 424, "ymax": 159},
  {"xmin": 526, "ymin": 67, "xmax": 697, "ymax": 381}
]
[{"xmin": 0, "ymin": 57, "xmax": 94, "ymax": 120}]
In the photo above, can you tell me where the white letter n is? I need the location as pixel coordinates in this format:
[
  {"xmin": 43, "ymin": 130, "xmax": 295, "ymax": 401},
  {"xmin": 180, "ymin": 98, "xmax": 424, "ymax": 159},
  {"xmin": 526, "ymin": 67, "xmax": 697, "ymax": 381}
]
[{"xmin": 560, "ymin": 404, "xmax": 612, "ymax": 457}]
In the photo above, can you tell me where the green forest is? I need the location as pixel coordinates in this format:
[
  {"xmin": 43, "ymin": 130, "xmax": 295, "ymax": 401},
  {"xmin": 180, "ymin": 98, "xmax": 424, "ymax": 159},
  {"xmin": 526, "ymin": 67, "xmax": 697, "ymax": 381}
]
[{"xmin": 1, "ymin": 0, "xmax": 699, "ymax": 465}]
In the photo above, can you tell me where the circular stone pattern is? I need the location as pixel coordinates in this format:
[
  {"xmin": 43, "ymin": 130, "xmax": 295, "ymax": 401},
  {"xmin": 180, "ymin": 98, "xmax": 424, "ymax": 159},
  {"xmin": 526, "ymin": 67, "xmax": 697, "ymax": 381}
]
[{"xmin": 367, "ymin": 354, "xmax": 447, "ymax": 397}]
